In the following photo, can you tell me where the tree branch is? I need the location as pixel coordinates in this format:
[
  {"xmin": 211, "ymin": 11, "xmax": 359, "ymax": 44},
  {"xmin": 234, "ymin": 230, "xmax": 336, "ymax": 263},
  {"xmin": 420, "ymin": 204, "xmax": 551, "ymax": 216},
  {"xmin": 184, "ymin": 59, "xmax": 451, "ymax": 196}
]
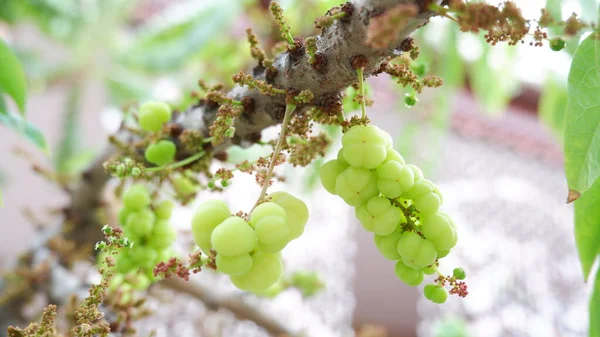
[{"xmin": 1, "ymin": 0, "xmax": 438, "ymax": 332}]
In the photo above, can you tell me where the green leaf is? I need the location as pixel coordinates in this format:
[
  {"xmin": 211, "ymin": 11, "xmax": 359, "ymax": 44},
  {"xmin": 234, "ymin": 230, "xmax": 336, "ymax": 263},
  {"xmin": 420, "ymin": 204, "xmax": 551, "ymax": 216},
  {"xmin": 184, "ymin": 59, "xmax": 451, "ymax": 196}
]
[
  {"xmin": 591, "ymin": 268, "xmax": 600, "ymax": 337},
  {"xmin": 0, "ymin": 38, "xmax": 28, "ymax": 114},
  {"xmin": 573, "ymin": 177, "xmax": 600, "ymax": 281},
  {"xmin": 55, "ymin": 86, "xmax": 82, "ymax": 174},
  {"xmin": 0, "ymin": 109, "xmax": 50, "ymax": 155},
  {"xmin": 564, "ymin": 32, "xmax": 600, "ymax": 199},
  {"xmin": 538, "ymin": 74, "xmax": 568, "ymax": 141},
  {"xmin": 116, "ymin": 1, "xmax": 241, "ymax": 73},
  {"xmin": 469, "ymin": 38, "xmax": 518, "ymax": 116},
  {"xmin": 545, "ymin": 0, "xmax": 563, "ymax": 36}
]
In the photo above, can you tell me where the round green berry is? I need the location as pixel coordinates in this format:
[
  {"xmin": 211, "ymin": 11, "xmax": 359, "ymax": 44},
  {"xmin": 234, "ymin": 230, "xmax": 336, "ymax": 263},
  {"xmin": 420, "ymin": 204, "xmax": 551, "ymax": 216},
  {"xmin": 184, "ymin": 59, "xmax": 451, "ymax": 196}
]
[
  {"xmin": 355, "ymin": 196, "xmax": 401, "ymax": 235},
  {"xmin": 335, "ymin": 167, "xmax": 379, "ymax": 206},
  {"xmin": 396, "ymin": 232, "xmax": 437, "ymax": 270},
  {"xmin": 394, "ymin": 260, "xmax": 424, "ymax": 286},
  {"xmin": 154, "ymin": 200, "xmax": 174, "ymax": 219},
  {"xmin": 424, "ymin": 284, "xmax": 448, "ymax": 304},
  {"xmin": 122, "ymin": 184, "xmax": 151, "ymax": 211},
  {"xmin": 421, "ymin": 212, "xmax": 458, "ymax": 251},
  {"xmin": 342, "ymin": 125, "xmax": 389, "ymax": 169},
  {"xmin": 145, "ymin": 140, "xmax": 176, "ymax": 166},
  {"xmin": 453, "ymin": 267, "xmax": 466, "ymax": 280},
  {"xmin": 404, "ymin": 93, "xmax": 418, "ymax": 107},
  {"xmin": 374, "ymin": 231, "xmax": 403, "ymax": 260},
  {"xmin": 549, "ymin": 37, "xmax": 565, "ymax": 51},
  {"xmin": 319, "ymin": 159, "xmax": 348, "ymax": 195},
  {"xmin": 126, "ymin": 209, "xmax": 156, "ymax": 237},
  {"xmin": 211, "ymin": 216, "xmax": 257, "ymax": 257},
  {"xmin": 138, "ymin": 101, "xmax": 172, "ymax": 132},
  {"xmin": 216, "ymin": 254, "xmax": 253, "ymax": 275}
]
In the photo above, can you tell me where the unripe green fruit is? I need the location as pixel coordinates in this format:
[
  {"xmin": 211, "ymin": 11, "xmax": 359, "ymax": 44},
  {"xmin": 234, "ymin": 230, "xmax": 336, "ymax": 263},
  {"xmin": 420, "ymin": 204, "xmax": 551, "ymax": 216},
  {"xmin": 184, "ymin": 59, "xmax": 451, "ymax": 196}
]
[
  {"xmin": 337, "ymin": 148, "xmax": 349, "ymax": 166},
  {"xmin": 422, "ymin": 265, "xmax": 436, "ymax": 275},
  {"xmin": 453, "ymin": 267, "xmax": 466, "ymax": 280},
  {"xmin": 129, "ymin": 246, "xmax": 158, "ymax": 269},
  {"xmin": 384, "ymin": 148, "xmax": 406, "ymax": 164},
  {"xmin": 154, "ymin": 200, "xmax": 174, "ymax": 219},
  {"xmin": 376, "ymin": 161, "xmax": 415, "ymax": 199},
  {"xmin": 122, "ymin": 184, "xmax": 151, "ymax": 211},
  {"xmin": 394, "ymin": 260, "xmax": 424, "ymax": 286},
  {"xmin": 118, "ymin": 207, "xmax": 132, "ymax": 226},
  {"xmin": 145, "ymin": 140, "xmax": 176, "ymax": 166},
  {"xmin": 335, "ymin": 167, "xmax": 379, "ymax": 206},
  {"xmin": 211, "ymin": 216, "xmax": 257, "ymax": 256},
  {"xmin": 424, "ymin": 284, "xmax": 448, "ymax": 304},
  {"xmin": 255, "ymin": 215, "xmax": 290, "ymax": 253},
  {"xmin": 269, "ymin": 191, "xmax": 309, "ymax": 240},
  {"xmin": 549, "ymin": 37, "xmax": 565, "ymax": 51},
  {"xmin": 374, "ymin": 231, "xmax": 403, "ymax": 260},
  {"xmin": 421, "ymin": 212, "xmax": 458, "ymax": 251},
  {"xmin": 404, "ymin": 93, "xmax": 418, "ymax": 107},
  {"xmin": 116, "ymin": 254, "xmax": 136, "ymax": 274},
  {"xmin": 230, "ymin": 251, "xmax": 284, "ymax": 292},
  {"xmin": 342, "ymin": 125, "xmax": 389, "ymax": 169},
  {"xmin": 403, "ymin": 179, "xmax": 435, "ymax": 200},
  {"xmin": 131, "ymin": 273, "xmax": 152, "ymax": 291},
  {"xmin": 147, "ymin": 219, "xmax": 177, "ymax": 250},
  {"xmin": 396, "ymin": 232, "xmax": 437, "ymax": 270},
  {"xmin": 355, "ymin": 196, "xmax": 401, "ymax": 235},
  {"xmin": 406, "ymin": 164, "xmax": 424, "ymax": 181},
  {"xmin": 249, "ymin": 202, "xmax": 287, "ymax": 227},
  {"xmin": 413, "ymin": 192, "xmax": 442, "ymax": 214},
  {"xmin": 437, "ymin": 249, "xmax": 450, "ymax": 258},
  {"xmin": 126, "ymin": 209, "xmax": 156, "ymax": 237},
  {"xmin": 216, "ymin": 254, "xmax": 253, "ymax": 275},
  {"xmin": 191, "ymin": 199, "xmax": 230, "ymax": 253},
  {"xmin": 138, "ymin": 101, "xmax": 172, "ymax": 132},
  {"xmin": 172, "ymin": 173, "xmax": 197, "ymax": 197},
  {"xmin": 319, "ymin": 160, "xmax": 347, "ymax": 195}
]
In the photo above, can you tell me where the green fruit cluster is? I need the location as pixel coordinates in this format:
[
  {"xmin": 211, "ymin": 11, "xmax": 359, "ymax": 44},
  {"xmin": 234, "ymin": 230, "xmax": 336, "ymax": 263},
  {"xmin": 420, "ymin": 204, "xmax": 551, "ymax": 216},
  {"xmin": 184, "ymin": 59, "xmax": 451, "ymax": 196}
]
[
  {"xmin": 114, "ymin": 184, "xmax": 177, "ymax": 288},
  {"xmin": 320, "ymin": 124, "xmax": 459, "ymax": 304},
  {"xmin": 190, "ymin": 191, "xmax": 309, "ymax": 293}
]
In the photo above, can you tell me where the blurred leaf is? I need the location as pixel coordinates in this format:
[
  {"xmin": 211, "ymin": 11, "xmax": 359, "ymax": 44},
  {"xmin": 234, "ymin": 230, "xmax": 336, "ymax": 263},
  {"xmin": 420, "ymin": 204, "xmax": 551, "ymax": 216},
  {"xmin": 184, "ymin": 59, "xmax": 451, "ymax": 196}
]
[
  {"xmin": 0, "ymin": 99, "xmax": 49, "ymax": 154},
  {"xmin": 469, "ymin": 37, "xmax": 518, "ymax": 116},
  {"xmin": 0, "ymin": 38, "xmax": 28, "ymax": 115},
  {"xmin": 304, "ymin": 157, "xmax": 324, "ymax": 192},
  {"xmin": 54, "ymin": 85, "xmax": 82, "ymax": 174},
  {"xmin": 538, "ymin": 74, "xmax": 568, "ymax": 141},
  {"xmin": 0, "ymin": 0, "xmax": 83, "ymax": 41},
  {"xmin": 226, "ymin": 144, "xmax": 271, "ymax": 164},
  {"xmin": 564, "ymin": 32, "xmax": 600, "ymax": 197},
  {"xmin": 573, "ymin": 178, "xmax": 600, "ymax": 281},
  {"xmin": 106, "ymin": 66, "xmax": 154, "ymax": 104},
  {"xmin": 592, "ymin": 268, "xmax": 600, "ymax": 337},
  {"xmin": 545, "ymin": 0, "xmax": 563, "ymax": 36},
  {"xmin": 439, "ymin": 25, "xmax": 464, "ymax": 90},
  {"xmin": 116, "ymin": 1, "xmax": 242, "ymax": 73}
]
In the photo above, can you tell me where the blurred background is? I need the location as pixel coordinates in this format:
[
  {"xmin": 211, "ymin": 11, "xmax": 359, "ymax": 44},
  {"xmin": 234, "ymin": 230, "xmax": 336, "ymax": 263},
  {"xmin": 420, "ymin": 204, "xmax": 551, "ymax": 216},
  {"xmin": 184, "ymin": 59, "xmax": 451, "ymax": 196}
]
[{"xmin": 0, "ymin": 0, "xmax": 595, "ymax": 336}]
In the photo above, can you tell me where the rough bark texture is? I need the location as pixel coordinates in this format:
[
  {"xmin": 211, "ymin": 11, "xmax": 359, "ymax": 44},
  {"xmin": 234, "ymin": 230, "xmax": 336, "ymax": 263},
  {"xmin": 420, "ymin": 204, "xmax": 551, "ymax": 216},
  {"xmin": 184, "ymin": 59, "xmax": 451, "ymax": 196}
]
[{"xmin": 1, "ymin": 0, "xmax": 436, "ymax": 335}]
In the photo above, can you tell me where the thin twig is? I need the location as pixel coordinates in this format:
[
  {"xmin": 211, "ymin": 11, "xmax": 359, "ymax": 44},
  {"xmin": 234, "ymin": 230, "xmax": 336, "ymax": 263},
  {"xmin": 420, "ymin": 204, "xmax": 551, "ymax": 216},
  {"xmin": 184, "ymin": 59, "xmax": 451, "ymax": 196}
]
[{"xmin": 162, "ymin": 278, "xmax": 293, "ymax": 337}]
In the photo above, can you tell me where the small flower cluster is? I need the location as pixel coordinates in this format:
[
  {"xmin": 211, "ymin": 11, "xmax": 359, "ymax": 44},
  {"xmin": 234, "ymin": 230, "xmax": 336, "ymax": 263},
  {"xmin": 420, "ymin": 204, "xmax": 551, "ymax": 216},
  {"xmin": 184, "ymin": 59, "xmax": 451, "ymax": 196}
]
[
  {"xmin": 379, "ymin": 61, "xmax": 443, "ymax": 93},
  {"xmin": 153, "ymin": 249, "xmax": 211, "ymax": 281}
]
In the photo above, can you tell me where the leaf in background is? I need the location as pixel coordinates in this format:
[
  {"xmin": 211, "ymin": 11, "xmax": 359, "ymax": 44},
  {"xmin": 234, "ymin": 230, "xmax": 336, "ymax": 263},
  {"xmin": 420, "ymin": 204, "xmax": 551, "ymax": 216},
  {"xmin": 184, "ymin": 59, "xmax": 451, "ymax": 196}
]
[
  {"xmin": 573, "ymin": 178, "xmax": 600, "ymax": 281},
  {"xmin": 545, "ymin": 0, "xmax": 563, "ymax": 36},
  {"xmin": 0, "ymin": 110, "xmax": 50, "ymax": 155},
  {"xmin": 106, "ymin": 66, "xmax": 154, "ymax": 104},
  {"xmin": 564, "ymin": 32, "xmax": 600, "ymax": 199},
  {"xmin": 469, "ymin": 38, "xmax": 518, "ymax": 116},
  {"xmin": 538, "ymin": 74, "xmax": 568, "ymax": 141},
  {"xmin": 0, "ymin": 38, "xmax": 28, "ymax": 115},
  {"xmin": 60, "ymin": 149, "xmax": 98, "ymax": 176},
  {"xmin": 54, "ymin": 86, "xmax": 81, "ymax": 174},
  {"xmin": 116, "ymin": 0, "xmax": 242, "ymax": 73}
]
